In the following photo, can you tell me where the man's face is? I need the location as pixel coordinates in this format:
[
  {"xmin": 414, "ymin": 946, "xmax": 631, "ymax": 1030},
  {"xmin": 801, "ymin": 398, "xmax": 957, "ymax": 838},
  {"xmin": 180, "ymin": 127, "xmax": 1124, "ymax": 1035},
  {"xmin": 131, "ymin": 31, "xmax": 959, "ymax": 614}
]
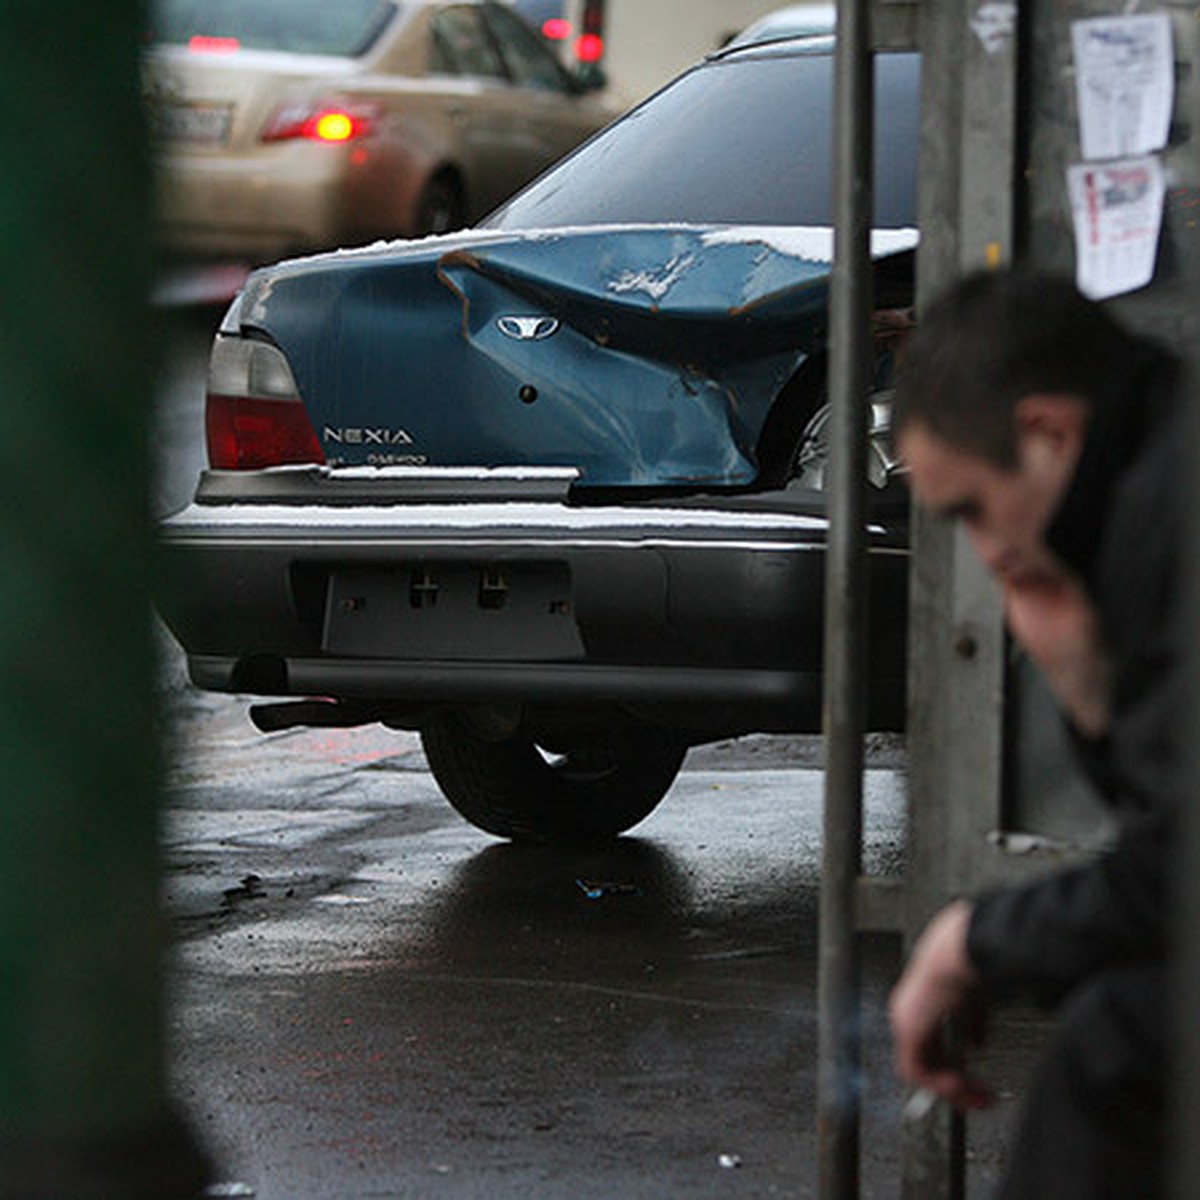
[{"xmin": 898, "ymin": 402, "xmax": 1084, "ymax": 587}]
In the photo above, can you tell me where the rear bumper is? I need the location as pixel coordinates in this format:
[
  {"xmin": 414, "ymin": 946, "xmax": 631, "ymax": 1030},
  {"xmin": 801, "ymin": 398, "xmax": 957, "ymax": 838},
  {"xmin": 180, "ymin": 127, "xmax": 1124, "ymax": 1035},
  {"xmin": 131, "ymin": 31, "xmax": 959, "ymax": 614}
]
[
  {"xmin": 158, "ymin": 468, "xmax": 908, "ymax": 733},
  {"xmin": 153, "ymin": 143, "xmax": 361, "ymax": 261}
]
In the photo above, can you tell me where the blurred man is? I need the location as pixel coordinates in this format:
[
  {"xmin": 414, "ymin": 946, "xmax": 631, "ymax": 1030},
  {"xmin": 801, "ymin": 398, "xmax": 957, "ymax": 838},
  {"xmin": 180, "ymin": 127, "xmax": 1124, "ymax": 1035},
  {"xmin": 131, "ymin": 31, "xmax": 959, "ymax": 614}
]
[{"xmin": 888, "ymin": 269, "xmax": 1188, "ymax": 1198}]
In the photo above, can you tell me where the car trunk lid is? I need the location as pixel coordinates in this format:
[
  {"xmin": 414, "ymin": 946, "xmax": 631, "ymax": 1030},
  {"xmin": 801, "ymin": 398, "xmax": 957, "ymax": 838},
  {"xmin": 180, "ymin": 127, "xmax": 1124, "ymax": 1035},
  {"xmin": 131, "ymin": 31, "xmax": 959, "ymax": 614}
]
[
  {"xmin": 224, "ymin": 224, "xmax": 916, "ymax": 489},
  {"xmin": 143, "ymin": 46, "xmax": 358, "ymax": 153}
]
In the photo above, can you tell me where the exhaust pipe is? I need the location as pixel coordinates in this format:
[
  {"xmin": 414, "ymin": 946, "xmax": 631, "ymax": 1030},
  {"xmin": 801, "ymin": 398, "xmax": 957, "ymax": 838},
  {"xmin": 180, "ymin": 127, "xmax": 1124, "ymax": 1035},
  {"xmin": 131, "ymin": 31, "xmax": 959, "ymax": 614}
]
[{"xmin": 249, "ymin": 698, "xmax": 389, "ymax": 733}]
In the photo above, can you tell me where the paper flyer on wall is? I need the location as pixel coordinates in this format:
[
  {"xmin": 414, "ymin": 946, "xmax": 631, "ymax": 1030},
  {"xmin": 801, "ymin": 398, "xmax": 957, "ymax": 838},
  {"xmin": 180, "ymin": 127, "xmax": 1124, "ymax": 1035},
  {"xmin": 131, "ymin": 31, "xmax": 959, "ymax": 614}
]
[
  {"xmin": 1067, "ymin": 156, "xmax": 1165, "ymax": 300},
  {"xmin": 1072, "ymin": 14, "xmax": 1175, "ymax": 161}
]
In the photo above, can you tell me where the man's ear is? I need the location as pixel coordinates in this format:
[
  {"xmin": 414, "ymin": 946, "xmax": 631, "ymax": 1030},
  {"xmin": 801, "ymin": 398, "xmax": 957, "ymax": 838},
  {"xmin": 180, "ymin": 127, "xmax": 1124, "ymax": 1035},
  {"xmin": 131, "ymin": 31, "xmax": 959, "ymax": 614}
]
[{"xmin": 1013, "ymin": 393, "xmax": 1089, "ymax": 461}]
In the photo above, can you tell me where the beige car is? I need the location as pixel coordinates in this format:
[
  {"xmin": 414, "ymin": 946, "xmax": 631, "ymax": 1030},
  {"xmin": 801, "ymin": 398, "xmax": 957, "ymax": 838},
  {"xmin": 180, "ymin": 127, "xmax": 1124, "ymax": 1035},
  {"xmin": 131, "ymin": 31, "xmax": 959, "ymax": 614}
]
[{"xmin": 143, "ymin": 0, "xmax": 620, "ymax": 263}]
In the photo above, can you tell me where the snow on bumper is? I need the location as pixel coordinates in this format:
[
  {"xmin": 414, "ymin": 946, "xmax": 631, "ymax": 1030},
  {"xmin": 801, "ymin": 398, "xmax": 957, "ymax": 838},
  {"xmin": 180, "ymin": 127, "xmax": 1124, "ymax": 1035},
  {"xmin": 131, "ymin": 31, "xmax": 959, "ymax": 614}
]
[{"xmin": 157, "ymin": 484, "xmax": 907, "ymax": 729}]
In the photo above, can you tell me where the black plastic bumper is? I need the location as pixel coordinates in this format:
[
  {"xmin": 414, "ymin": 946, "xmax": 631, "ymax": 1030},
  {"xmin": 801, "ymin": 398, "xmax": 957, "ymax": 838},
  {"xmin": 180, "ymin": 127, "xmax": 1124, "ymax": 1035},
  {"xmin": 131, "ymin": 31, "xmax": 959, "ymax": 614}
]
[{"xmin": 158, "ymin": 469, "xmax": 908, "ymax": 734}]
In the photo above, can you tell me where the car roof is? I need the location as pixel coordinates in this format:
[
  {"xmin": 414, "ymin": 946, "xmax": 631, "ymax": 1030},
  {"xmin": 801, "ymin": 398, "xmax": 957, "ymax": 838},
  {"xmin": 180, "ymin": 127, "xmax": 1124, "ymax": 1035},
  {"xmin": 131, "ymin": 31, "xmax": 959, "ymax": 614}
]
[{"xmin": 725, "ymin": 4, "xmax": 837, "ymax": 50}]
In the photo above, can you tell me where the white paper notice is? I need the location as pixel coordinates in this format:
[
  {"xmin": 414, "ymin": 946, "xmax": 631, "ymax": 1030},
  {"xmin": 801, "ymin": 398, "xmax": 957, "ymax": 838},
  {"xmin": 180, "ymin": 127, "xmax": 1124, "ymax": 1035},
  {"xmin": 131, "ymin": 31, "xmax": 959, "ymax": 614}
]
[
  {"xmin": 1067, "ymin": 157, "xmax": 1165, "ymax": 300},
  {"xmin": 1072, "ymin": 14, "xmax": 1175, "ymax": 161}
]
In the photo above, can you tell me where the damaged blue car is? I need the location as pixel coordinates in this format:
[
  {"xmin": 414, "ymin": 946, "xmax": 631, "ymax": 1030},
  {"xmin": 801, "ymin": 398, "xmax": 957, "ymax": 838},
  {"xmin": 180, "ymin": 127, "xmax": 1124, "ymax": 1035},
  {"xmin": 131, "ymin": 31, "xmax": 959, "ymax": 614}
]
[{"xmin": 159, "ymin": 33, "xmax": 920, "ymax": 843}]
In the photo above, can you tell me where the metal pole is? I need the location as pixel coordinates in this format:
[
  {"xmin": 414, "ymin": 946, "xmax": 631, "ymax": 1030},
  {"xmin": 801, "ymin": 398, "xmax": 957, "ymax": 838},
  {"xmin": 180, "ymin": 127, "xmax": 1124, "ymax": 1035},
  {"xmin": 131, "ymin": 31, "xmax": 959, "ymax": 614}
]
[
  {"xmin": 817, "ymin": 0, "xmax": 874, "ymax": 1194},
  {"xmin": 1172, "ymin": 369, "xmax": 1200, "ymax": 1200},
  {"xmin": 0, "ymin": 3, "xmax": 206, "ymax": 1194}
]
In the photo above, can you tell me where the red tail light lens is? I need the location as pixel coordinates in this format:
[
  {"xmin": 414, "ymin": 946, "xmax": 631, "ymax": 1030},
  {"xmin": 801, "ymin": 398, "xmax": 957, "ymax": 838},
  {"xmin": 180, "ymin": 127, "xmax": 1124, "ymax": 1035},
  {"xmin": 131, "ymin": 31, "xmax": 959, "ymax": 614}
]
[
  {"xmin": 189, "ymin": 35, "xmax": 240, "ymax": 53},
  {"xmin": 207, "ymin": 397, "xmax": 327, "ymax": 470},
  {"xmin": 311, "ymin": 111, "xmax": 356, "ymax": 142},
  {"xmin": 205, "ymin": 337, "xmax": 325, "ymax": 470},
  {"xmin": 541, "ymin": 17, "xmax": 572, "ymax": 40},
  {"xmin": 574, "ymin": 33, "xmax": 604, "ymax": 63},
  {"xmin": 261, "ymin": 101, "xmax": 377, "ymax": 144}
]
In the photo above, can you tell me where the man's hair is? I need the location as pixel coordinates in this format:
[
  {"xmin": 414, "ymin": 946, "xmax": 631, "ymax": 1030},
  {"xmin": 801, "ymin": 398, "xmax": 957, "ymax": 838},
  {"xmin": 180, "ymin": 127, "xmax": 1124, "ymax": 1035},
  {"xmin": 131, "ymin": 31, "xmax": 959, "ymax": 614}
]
[{"xmin": 892, "ymin": 269, "xmax": 1146, "ymax": 468}]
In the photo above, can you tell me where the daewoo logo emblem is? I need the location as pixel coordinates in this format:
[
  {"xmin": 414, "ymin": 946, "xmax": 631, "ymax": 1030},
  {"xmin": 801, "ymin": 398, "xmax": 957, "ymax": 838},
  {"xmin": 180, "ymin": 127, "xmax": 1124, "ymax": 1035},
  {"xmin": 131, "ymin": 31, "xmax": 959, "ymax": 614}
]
[{"xmin": 497, "ymin": 315, "xmax": 560, "ymax": 341}]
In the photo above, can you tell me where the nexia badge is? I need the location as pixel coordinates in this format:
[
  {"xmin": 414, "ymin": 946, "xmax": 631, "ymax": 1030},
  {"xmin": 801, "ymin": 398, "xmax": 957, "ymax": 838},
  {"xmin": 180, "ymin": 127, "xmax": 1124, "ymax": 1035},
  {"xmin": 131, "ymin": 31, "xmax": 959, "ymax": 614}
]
[{"xmin": 323, "ymin": 426, "xmax": 414, "ymax": 446}]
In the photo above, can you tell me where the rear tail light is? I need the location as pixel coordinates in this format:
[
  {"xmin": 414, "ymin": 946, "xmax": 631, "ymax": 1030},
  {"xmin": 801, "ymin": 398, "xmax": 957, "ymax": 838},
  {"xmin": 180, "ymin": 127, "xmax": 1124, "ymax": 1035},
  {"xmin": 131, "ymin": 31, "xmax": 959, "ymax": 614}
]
[
  {"xmin": 574, "ymin": 33, "xmax": 604, "ymax": 63},
  {"xmin": 188, "ymin": 35, "xmax": 240, "ymax": 53},
  {"xmin": 260, "ymin": 101, "xmax": 378, "ymax": 144},
  {"xmin": 205, "ymin": 336, "xmax": 325, "ymax": 470},
  {"xmin": 576, "ymin": 0, "xmax": 605, "ymax": 64},
  {"xmin": 541, "ymin": 17, "xmax": 572, "ymax": 40}
]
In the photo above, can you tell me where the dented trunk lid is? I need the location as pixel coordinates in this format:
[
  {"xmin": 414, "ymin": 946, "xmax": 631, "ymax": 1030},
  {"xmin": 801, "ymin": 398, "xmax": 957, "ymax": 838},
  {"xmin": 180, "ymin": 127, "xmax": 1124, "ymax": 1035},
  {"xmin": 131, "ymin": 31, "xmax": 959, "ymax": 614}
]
[{"xmin": 227, "ymin": 223, "xmax": 915, "ymax": 489}]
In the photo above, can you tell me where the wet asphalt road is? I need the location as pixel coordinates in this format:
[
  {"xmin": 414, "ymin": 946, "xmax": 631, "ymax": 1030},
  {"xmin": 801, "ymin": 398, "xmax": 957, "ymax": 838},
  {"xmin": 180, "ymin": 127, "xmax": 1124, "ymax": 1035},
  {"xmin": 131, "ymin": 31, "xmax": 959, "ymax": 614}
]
[
  {"xmin": 161, "ymin": 675, "xmax": 900, "ymax": 1200},
  {"xmin": 155, "ymin": 304, "xmax": 1033, "ymax": 1198},
  {"xmin": 159, "ymin": 662, "xmax": 1037, "ymax": 1200}
]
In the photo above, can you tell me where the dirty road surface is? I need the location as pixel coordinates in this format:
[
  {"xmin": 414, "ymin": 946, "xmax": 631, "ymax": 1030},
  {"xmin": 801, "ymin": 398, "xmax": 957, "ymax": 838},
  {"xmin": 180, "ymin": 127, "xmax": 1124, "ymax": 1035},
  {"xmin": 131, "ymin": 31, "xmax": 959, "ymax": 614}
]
[{"xmin": 160, "ymin": 660, "xmax": 1036, "ymax": 1200}]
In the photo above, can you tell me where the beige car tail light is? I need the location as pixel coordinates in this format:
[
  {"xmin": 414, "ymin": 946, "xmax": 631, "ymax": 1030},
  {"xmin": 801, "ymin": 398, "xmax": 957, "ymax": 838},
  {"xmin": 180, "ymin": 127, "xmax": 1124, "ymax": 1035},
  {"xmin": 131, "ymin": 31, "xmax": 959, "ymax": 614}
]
[{"xmin": 259, "ymin": 100, "xmax": 380, "ymax": 143}]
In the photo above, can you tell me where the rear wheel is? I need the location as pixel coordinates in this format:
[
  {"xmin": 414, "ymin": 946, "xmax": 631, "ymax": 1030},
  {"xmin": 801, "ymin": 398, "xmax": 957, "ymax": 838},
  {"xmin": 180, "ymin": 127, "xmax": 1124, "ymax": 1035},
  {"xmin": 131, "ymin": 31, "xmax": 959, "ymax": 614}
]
[
  {"xmin": 420, "ymin": 715, "xmax": 687, "ymax": 844},
  {"xmin": 790, "ymin": 387, "xmax": 902, "ymax": 492}
]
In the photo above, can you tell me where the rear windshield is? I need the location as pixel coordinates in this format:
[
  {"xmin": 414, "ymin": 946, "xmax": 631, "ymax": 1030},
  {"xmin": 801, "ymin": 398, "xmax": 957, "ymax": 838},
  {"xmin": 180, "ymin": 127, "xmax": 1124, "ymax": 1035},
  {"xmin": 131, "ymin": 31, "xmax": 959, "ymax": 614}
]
[
  {"xmin": 484, "ymin": 46, "xmax": 919, "ymax": 230},
  {"xmin": 147, "ymin": 0, "xmax": 400, "ymax": 57}
]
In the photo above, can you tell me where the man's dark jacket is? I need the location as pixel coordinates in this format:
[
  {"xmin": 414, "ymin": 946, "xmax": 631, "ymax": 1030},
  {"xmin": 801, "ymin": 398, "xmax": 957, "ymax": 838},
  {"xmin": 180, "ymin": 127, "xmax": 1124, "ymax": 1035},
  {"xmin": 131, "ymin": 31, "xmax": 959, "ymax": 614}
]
[{"xmin": 966, "ymin": 346, "xmax": 1186, "ymax": 1003}]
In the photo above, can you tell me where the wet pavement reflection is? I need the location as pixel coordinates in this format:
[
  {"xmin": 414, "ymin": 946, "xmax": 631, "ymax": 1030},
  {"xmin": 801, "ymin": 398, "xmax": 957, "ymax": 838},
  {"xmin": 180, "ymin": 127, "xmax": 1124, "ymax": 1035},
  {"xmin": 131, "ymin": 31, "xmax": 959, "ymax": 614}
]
[{"xmin": 163, "ymin": 685, "xmax": 1022, "ymax": 1199}]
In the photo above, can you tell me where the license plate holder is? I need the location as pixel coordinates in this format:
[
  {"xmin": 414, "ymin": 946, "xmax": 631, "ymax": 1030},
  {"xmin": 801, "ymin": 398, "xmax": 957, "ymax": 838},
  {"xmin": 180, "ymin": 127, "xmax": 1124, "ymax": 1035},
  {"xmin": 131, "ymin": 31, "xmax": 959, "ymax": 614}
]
[
  {"xmin": 323, "ymin": 562, "xmax": 584, "ymax": 661},
  {"xmin": 153, "ymin": 101, "xmax": 233, "ymax": 146}
]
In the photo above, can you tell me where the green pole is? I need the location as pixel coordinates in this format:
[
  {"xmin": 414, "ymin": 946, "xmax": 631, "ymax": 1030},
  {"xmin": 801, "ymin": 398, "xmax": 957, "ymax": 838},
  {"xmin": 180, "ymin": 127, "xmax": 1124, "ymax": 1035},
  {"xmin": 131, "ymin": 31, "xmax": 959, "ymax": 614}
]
[{"xmin": 0, "ymin": 3, "xmax": 205, "ymax": 1194}]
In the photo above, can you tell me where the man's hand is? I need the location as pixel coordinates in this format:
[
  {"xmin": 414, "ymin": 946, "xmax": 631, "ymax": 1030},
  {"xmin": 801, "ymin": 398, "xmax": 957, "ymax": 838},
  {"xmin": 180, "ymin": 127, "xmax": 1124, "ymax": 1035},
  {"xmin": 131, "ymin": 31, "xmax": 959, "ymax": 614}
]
[
  {"xmin": 888, "ymin": 900, "xmax": 993, "ymax": 1110},
  {"xmin": 1003, "ymin": 572, "xmax": 1112, "ymax": 738}
]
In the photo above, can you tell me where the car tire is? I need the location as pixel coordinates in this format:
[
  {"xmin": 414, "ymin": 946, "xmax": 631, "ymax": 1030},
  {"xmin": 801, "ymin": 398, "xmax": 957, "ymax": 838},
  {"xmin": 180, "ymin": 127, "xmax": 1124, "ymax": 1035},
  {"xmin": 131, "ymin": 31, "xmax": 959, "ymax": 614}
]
[
  {"xmin": 420, "ymin": 715, "xmax": 687, "ymax": 844},
  {"xmin": 416, "ymin": 173, "xmax": 466, "ymax": 236}
]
